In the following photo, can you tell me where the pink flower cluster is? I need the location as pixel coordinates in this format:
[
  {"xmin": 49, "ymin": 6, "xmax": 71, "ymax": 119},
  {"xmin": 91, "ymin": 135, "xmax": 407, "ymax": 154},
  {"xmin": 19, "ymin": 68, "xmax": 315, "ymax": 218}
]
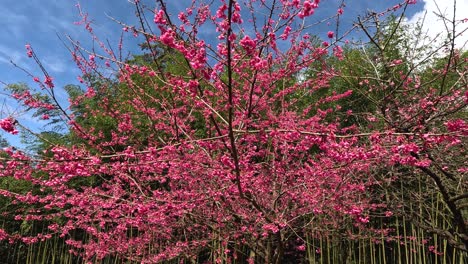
[
  {"xmin": 240, "ymin": 35, "xmax": 256, "ymax": 55},
  {"xmin": 44, "ymin": 76, "xmax": 54, "ymax": 89},
  {"xmin": 298, "ymin": 0, "xmax": 318, "ymax": 18},
  {"xmin": 25, "ymin": 44, "xmax": 33, "ymax": 57},
  {"xmin": 154, "ymin": 9, "xmax": 166, "ymax": 24},
  {"xmin": 445, "ymin": 119, "xmax": 467, "ymax": 134},
  {"xmin": 0, "ymin": 117, "xmax": 18, "ymax": 135}
]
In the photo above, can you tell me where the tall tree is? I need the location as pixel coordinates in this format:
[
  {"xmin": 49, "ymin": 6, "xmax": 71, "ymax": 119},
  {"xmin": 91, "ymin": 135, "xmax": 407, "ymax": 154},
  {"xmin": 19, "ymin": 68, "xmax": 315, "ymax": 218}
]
[{"xmin": 0, "ymin": 0, "xmax": 466, "ymax": 263}]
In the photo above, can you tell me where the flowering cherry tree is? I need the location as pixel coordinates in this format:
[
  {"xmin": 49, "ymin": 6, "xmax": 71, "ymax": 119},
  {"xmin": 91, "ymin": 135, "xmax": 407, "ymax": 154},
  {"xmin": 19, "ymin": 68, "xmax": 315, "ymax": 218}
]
[{"xmin": 0, "ymin": 0, "xmax": 466, "ymax": 263}]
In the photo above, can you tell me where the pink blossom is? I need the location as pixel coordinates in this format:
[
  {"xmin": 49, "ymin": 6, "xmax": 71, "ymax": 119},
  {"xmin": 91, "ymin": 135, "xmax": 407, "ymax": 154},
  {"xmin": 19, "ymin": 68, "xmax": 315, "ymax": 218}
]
[
  {"xmin": 160, "ymin": 30, "xmax": 176, "ymax": 47},
  {"xmin": 445, "ymin": 119, "xmax": 467, "ymax": 133},
  {"xmin": 392, "ymin": 4, "xmax": 402, "ymax": 11},
  {"xmin": 327, "ymin": 31, "xmax": 334, "ymax": 38},
  {"xmin": 216, "ymin": 3, "xmax": 227, "ymax": 19},
  {"xmin": 389, "ymin": 59, "xmax": 403, "ymax": 66},
  {"xmin": 333, "ymin": 46, "xmax": 343, "ymax": 60},
  {"xmin": 0, "ymin": 229, "xmax": 8, "ymax": 241},
  {"xmin": 262, "ymin": 223, "xmax": 279, "ymax": 234},
  {"xmin": 395, "ymin": 143, "xmax": 420, "ymax": 154},
  {"xmin": 0, "ymin": 117, "xmax": 18, "ymax": 135},
  {"xmin": 44, "ymin": 76, "xmax": 54, "ymax": 89},
  {"xmin": 298, "ymin": 1, "xmax": 315, "ymax": 18},
  {"xmin": 85, "ymin": 87, "xmax": 96, "ymax": 98},
  {"xmin": 178, "ymin": 12, "xmax": 188, "ymax": 23},
  {"xmin": 154, "ymin": 10, "xmax": 166, "ymax": 24},
  {"xmin": 280, "ymin": 26, "xmax": 292, "ymax": 40},
  {"xmin": 358, "ymin": 216, "xmax": 369, "ymax": 223},
  {"xmin": 25, "ymin": 44, "xmax": 33, "ymax": 57},
  {"xmin": 297, "ymin": 244, "xmax": 306, "ymax": 251},
  {"xmin": 415, "ymin": 159, "xmax": 432, "ymax": 167},
  {"xmin": 232, "ymin": 11, "xmax": 242, "ymax": 24},
  {"xmin": 240, "ymin": 35, "xmax": 256, "ymax": 54}
]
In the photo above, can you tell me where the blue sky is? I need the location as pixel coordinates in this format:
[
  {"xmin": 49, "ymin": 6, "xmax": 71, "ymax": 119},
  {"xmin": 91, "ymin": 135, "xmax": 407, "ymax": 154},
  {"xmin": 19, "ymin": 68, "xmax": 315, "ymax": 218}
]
[{"xmin": 1, "ymin": 0, "xmax": 465, "ymax": 149}]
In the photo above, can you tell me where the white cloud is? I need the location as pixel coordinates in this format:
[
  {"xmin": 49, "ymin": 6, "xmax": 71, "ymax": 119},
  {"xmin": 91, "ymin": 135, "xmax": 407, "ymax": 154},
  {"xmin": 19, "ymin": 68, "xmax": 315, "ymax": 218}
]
[
  {"xmin": 3, "ymin": 12, "xmax": 28, "ymax": 39},
  {"xmin": 406, "ymin": 0, "xmax": 468, "ymax": 50},
  {"xmin": 0, "ymin": 44, "xmax": 29, "ymax": 67},
  {"xmin": 42, "ymin": 56, "xmax": 67, "ymax": 73}
]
